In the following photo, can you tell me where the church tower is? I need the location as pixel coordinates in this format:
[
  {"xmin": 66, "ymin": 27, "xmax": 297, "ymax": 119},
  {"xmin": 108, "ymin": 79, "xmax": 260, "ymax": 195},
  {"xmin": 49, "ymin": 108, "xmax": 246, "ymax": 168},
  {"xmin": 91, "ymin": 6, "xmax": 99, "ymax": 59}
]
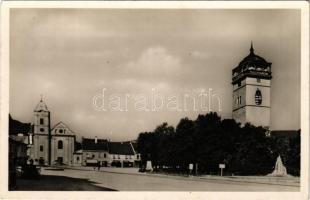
[
  {"xmin": 31, "ymin": 97, "xmax": 51, "ymax": 165},
  {"xmin": 232, "ymin": 43, "xmax": 272, "ymax": 128}
]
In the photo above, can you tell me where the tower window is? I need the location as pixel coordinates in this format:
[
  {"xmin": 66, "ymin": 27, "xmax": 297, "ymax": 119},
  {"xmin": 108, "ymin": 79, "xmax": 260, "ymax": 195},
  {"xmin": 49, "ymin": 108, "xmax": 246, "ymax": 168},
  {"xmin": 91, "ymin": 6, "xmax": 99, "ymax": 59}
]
[
  {"xmin": 58, "ymin": 140, "xmax": 63, "ymax": 149},
  {"xmin": 40, "ymin": 118, "xmax": 44, "ymax": 125},
  {"xmin": 40, "ymin": 128, "xmax": 45, "ymax": 132},
  {"xmin": 236, "ymin": 96, "xmax": 242, "ymax": 105},
  {"xmin": 40, "ymin": 145, "xmax": 43, "ymax": 151},
  {"xmin": 255, "ymin": 89, "xmax": 262, "ymax": 105}
]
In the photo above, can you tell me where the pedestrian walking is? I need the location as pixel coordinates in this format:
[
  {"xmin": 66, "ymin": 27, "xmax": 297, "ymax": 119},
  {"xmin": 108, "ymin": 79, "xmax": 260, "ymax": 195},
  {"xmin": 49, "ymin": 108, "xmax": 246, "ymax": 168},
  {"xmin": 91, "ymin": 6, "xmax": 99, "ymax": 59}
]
[{"xmin": 97, "ymin": 161, "xmax": 101, "ymax": 171}]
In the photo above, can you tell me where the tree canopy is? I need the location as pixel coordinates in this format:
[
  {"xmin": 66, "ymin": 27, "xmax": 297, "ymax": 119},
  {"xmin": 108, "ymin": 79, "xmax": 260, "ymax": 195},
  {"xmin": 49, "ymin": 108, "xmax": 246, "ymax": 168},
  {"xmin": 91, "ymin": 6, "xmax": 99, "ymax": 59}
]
[{"xmin": 137, "ymin": 112, "xmax": 300, "ymax": 176}]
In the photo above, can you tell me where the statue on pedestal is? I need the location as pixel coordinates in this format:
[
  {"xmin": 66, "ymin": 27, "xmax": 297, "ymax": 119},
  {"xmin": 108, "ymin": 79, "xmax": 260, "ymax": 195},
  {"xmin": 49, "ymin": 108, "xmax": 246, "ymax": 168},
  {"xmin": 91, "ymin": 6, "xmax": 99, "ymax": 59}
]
[
  {"xmin": 146, "ymin": 160, "xmax": 153, "ymax": 172},
  {"xmin": 268, "ymin": 155, "xmax": 288, "ymax": 177}
]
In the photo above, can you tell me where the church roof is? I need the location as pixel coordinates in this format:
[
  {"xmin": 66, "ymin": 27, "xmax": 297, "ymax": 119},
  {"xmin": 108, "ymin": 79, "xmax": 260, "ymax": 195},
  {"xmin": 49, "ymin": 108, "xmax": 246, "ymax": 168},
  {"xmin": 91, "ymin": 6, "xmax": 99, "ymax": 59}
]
[
  {"xmin": 34, "ymin": 99, "xmax": 49, "ymax": 112},
  {"xmin": 51, "ymin": 121, "xmax": 75, "ymax": 135},
  {"xmin": 232, "ymin": 43, "xmax": 272, "ymax": 84}
]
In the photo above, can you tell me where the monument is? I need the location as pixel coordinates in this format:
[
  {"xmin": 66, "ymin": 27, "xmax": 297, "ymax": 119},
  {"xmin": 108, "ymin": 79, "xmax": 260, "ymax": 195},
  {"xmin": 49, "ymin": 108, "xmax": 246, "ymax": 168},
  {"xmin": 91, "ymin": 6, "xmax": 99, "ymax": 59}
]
[
  {"xmin": 146, "ymin": 160, "xmax": 153, "ymax": 172},
  {"xmin": 268, "ymin": 155, "xmax": 288, "ymax": 177}
]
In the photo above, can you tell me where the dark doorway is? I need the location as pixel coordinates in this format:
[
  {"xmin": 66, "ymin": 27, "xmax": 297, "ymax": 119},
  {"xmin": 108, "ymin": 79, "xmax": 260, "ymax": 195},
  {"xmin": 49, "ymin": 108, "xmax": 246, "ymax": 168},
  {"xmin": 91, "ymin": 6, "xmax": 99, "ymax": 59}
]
[{"xmin": 57, "ymin": 157, "xmax": 63, "ymax": 164}]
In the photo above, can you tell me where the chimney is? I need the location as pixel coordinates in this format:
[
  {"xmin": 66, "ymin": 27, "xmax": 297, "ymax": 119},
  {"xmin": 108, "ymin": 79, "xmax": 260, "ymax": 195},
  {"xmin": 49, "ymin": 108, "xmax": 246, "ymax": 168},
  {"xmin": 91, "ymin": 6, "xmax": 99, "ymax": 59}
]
[{"xmin": 95, "ymin": 136, "xmax": 98, "ymax": 144}]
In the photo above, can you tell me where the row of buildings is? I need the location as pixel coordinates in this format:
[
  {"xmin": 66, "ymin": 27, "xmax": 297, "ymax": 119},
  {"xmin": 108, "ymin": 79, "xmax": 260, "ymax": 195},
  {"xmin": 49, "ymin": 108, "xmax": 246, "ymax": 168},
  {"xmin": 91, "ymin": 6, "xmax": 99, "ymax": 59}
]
[
  {"xmin": 9, "ymin": 99, "xmax": 140, "ymax": 168},
  {"xmin": 74, "ymin": 138, "xmax": 140, "ymax": 167}
]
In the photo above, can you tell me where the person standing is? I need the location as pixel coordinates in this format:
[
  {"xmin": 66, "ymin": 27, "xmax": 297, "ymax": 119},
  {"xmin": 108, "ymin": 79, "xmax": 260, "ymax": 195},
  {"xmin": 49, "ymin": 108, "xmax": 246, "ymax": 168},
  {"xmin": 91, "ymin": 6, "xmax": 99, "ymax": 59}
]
[{"xmin": 97, "ymin": 161, "xmax": 101, "ymax": 171}]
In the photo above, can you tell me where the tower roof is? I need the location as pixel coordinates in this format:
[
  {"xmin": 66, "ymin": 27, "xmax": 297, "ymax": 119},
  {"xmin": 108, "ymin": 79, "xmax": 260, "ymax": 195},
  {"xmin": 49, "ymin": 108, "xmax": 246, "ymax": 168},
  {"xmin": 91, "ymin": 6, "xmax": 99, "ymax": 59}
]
[
  {"xmin": 34, "ymin": 98, "xmax": 49, "ymax": 112},
  {"xmin": 232, "ymin": 43, "xmax": 272, "ymax": 84}
]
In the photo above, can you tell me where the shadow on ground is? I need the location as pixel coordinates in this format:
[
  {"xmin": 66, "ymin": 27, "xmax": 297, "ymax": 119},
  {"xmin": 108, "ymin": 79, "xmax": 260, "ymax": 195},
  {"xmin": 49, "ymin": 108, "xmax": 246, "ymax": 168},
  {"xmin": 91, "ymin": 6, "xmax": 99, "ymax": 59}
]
[{"xmin": 11, "ymin": 175, "xmax": 116, "ymax": 191}]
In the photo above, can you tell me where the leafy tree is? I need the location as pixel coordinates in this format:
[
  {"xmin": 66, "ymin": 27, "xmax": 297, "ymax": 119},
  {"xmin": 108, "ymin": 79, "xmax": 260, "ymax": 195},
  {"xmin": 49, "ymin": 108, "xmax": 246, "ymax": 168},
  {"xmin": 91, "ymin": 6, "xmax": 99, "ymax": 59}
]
[{"xmin": 136, "ymin": 112, "xmax": 300, "ymax": 176}]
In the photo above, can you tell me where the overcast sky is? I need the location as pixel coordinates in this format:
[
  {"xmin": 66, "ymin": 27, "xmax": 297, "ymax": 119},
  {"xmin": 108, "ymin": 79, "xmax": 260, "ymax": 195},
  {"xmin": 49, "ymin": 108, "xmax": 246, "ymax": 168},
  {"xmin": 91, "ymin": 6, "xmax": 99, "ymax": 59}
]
[{"xmin": 10, "ymin": 9, "xmax": 301, "ymax": 141}]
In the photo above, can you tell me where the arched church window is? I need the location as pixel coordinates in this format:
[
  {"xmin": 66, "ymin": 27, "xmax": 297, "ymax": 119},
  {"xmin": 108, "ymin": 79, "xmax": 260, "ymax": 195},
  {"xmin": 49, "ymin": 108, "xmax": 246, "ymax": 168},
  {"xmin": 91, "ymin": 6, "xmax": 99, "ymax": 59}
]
[
  {"xmin": 58, "ymin": 140, "xmax": 63, "ymax": 149},
  {"xmin": 255, "ymin": 89, "xmax": 262, "ymax": 105}
]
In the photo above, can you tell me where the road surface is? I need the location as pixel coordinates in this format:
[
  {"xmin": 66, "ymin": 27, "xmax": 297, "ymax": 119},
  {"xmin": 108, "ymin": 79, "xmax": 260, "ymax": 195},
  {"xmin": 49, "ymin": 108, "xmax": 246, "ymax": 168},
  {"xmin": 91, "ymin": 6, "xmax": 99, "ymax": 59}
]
[{"xmin": 36, "ymin": 168, "xmax": 299, "ymax": 191}]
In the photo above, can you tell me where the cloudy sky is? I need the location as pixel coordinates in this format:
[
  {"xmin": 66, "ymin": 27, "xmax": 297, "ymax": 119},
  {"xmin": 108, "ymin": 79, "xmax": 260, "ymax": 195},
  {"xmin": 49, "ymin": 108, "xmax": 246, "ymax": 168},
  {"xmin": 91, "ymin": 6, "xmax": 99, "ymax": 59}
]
[{"xmin": 10, "ymin": 9, "xmax": 300, "ymax": 141}]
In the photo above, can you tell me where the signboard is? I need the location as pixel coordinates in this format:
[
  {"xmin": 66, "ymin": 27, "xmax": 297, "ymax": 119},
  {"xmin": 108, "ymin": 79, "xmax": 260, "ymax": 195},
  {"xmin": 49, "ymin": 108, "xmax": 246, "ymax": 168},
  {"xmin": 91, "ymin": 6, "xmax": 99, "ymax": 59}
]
[
  {"xmin": 219, "ymin": 164, "xmax": 225, "ymax": 169},
  {"xmin": 189, "ymin": 164, "xmax": 193, "ymax": 170}
]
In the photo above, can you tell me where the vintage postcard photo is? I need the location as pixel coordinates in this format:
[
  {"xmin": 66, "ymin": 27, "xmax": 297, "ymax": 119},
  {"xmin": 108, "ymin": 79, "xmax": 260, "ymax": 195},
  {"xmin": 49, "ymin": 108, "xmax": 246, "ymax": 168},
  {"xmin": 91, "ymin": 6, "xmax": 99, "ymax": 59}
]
[{"xmin": 0, "ymin": 1, "xmax": 309, "ymax": 200}]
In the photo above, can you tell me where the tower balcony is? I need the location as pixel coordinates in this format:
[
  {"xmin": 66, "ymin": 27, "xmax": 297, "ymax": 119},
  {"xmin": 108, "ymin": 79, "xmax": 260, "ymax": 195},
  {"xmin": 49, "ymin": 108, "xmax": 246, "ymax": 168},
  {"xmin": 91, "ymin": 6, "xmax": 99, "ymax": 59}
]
[{"xmin": 232, "ymin": 69, "xmax": 272, "ymax": 84}]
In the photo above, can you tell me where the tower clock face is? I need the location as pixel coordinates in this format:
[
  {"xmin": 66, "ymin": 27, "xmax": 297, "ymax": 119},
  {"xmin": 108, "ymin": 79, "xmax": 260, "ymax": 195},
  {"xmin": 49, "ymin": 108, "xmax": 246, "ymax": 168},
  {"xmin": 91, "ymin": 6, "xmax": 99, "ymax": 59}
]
[{"xmin": 255, "ymin": 89, "xmax": 262, "ymax": 105}]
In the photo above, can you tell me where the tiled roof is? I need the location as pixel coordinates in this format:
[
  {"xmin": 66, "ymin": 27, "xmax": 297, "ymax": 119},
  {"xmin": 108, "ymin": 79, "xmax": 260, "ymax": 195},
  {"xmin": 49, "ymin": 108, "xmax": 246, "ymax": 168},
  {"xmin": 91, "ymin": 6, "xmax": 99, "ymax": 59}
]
[
  {"xmin": 131, "ymin": 141, "xmax": 138, "ymax": 153},
  {"xmin": 82, "ymin": 138, "xmax": 109, "ymax": 151},
  {"xmin": 233, "ymin": 43, "xmax": 271, "ymax": 72},
  {"xmin": 81, "ymin": 138, "xmax": 136, "ymax": 155},
  {"xmin": 232, "ymin": 43, "xmax": 272, "ymax": 84},
  {"xmin": 108, "ymin": 142, "xmax": 135, "ymax": 155}
]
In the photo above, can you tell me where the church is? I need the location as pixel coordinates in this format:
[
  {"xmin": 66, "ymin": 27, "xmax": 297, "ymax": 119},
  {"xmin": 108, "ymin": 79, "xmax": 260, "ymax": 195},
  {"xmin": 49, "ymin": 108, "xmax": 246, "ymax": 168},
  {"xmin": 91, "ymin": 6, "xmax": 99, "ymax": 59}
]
[{"xmin": 28, "ymin": 99, "xmax": 76, "ymax": 165}]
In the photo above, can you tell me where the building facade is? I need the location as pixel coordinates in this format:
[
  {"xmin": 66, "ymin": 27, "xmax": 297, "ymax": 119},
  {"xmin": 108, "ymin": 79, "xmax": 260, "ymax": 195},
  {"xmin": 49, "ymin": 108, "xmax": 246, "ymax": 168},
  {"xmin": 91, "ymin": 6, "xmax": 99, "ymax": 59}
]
[
  {"xmin": 109, "ymin": 142, "xmax": 137, "ymax": 167},
  {"xmin": 29, "ymin": 99, "xmax": 76, "ymax": 165},
  {"xmin": 73, "ymin": 150, "xmax": 83, "ymax": 166},
  {"xmin": 80, "ymin": 137, "xmax": 141, "ymax": 167},
  {"xmin": 50, "ymin": 122, "xmax": 75, "ymax": 165},
  {"xmin": 81, "ymin": 137, "xmax": 110, "ymax": 166},
  {"xmin": 232, "ymin": 43, "xmax": 272, "ymax": 128}
]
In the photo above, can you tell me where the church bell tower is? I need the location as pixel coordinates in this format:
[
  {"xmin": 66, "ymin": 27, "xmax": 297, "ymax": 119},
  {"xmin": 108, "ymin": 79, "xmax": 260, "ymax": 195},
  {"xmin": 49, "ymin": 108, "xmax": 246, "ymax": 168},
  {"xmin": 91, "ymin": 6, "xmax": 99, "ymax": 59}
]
[
  {"xmin": 232, "ymin": 43, "xmax": 272, "ymax": 128},
  {"xmin": 32, "ymin": 97, "xmax": 51, "ymax": 165}
]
